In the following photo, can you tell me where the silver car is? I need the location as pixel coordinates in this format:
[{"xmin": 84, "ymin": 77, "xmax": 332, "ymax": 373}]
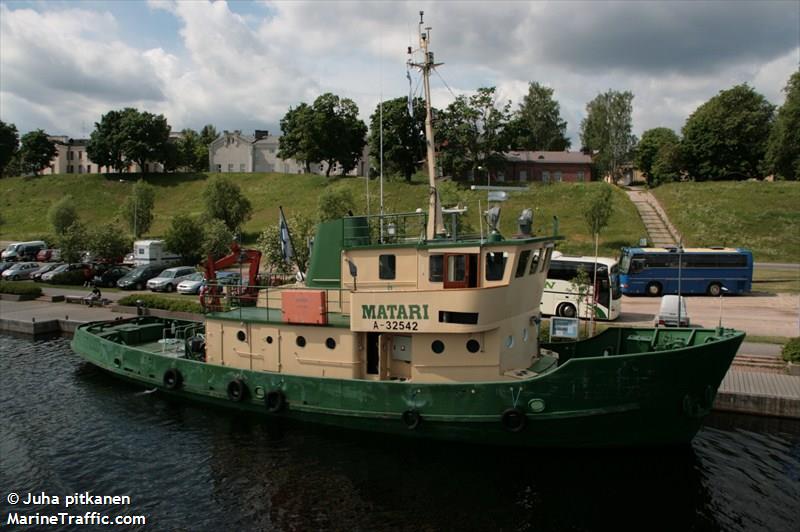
[
  {"xmin": 176, "ymin": 272, "xmax": 205, "ymax": 295},
  {"xmin": 147, "ymin": 266, "xmax": 198, "ymax": 292},
  {"xmin": 1, "ymin": 262, "xmax": 40, "ymax": 281}
]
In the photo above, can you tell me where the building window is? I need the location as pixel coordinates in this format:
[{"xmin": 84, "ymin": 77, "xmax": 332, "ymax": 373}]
[
  {"xmin": 78, "ymin": 151, "xmax": 83, "ymax": 160},
  {"xmin": 87, "ymin": 165, "xmax": 92, "ymax": 173},
  {"xmin": 67, "ymin": 165, "xmax": 73, "ymax": 173},
  {"xmin": 577, "ymin": 171, "xmax": 585, "ymax": 182},
  {"xmin": 215, "ymin": 164, "xmax": 222, "ymax": 172},
  {"xmin": 379, "ymin": 254, "xmax": 396, "ymax": 279},
  {"xmin": 240, "ymin": 163, "xmax": 245, "ymax": 172},
  {"xmin": 68, "ymin": 151, "xmax": 74, "ymax": 160},
  {"xmin": 227, "ymin": 163, "xmax": 233, "ymax": 172},
  {"xmin": 78, "ymin": 165, "xmax": 83, "ymax": 174},
  {"xmin": 519, "ymin": 170, "xmax": 527, "ymax": 181},
  {"xmin": 554, "ymin": 171, "xmax": 562, "ymax": 182},
  {"xmin": 542, "ymin": 171, "xmax": 550, "ymax": 183},
  {"xmin": 429, "ymin": 255, "xmax": 443, "ymax": 282}
]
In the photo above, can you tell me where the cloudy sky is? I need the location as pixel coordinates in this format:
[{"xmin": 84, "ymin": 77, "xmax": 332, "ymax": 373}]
[{"xmin": 1, "ymin": 0, "xmax": 798, "ymax": 147}]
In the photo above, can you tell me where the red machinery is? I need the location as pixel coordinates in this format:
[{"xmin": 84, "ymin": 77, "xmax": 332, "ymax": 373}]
[{"xmin": 201, "ymin": 242, "xmax": 262, "ymax": 311}]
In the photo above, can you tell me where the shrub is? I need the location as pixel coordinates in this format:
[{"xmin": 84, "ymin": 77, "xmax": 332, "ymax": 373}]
[
  {"xmin": 782, "ymin": 337, "xmax": 800, "ymax": 363},
  {"xmin": 117, "ymin": 294, "xmax": 203, "ymax": 314},
  {"xmin": 0, "ymin": 281, "xmax": 42, "ymax": 297},
  {"xmin": 49, "ymin": 270, "xmax": 88, "ymax": 285},
  {"xmin": 48, "ymin": 195, "xmax": 79, "ymax": 235}
]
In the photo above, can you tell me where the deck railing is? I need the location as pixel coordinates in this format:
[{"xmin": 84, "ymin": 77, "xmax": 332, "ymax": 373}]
[{"xmin": 342, "ymin": 211, "xmax": 428, "ymax": 247}]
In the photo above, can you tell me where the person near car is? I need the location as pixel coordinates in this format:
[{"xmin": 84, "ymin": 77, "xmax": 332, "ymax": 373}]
[{"xmin": 85, "ymin": 286, "xmax": 102, "ymax": 307}]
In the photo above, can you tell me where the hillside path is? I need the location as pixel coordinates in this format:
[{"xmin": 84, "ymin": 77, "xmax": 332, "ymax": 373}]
[{"xmin": 625, "ymin": 186, "xmax": 682, "ymax": 247}]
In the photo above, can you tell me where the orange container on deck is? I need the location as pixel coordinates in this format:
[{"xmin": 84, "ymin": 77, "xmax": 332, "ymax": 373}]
[{"xmin": 281, "ymin": 290, "xmax": 328, "ymax": 325}]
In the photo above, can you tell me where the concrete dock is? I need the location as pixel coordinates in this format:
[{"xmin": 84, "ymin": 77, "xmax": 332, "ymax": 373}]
[{"xmin": 1, "ymin": 290, "xmax": 798, "ymax": 419}]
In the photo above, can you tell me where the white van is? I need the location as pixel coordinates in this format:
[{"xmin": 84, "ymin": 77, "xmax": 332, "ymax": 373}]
[
  {"xmin": 655, "ymin": 295, "xmax": 690, "ymax": 327},
  {"xmin": 2, "ymin": 241, "xmax": 47, "ymax": 261},
  {"xmin": 132, "ymin": 240, "xmax": 181, "ymax": 266}
]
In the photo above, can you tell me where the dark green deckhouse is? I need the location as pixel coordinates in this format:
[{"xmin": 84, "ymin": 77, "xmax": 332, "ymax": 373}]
[{"xmin": 70, "ymin": 15, "xmax": 744, "ymax": 447}]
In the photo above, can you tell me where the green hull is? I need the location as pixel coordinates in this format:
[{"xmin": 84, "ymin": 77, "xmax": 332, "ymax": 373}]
[{"xmin": 70, "ymin": 317, "xmax": 743, "ymax": 448}]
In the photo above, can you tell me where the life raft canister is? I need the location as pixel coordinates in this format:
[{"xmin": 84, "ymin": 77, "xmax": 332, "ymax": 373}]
[
  {"xmin": 163, "ymin": 368, "xmax": 183, "ymax": 390},
  {"xmin": 501, "ymin": 407, "xmax": 527, "ymax": 432},
  {"xmin": 227, "ymin": 378, "xmax": 248, "ymax": 402},
  {"xmin": 265, "ymin": 389, "xmax": 286, "ymax": 413}
]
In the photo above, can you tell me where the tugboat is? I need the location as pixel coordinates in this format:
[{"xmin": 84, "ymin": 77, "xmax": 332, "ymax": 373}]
[{"xmin": 71, "ymin": 14, "xmax": 744, "ymax": 447}]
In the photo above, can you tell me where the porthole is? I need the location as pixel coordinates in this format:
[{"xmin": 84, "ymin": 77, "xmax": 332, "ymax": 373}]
[
  {"xmin": 296, "ymin": 336, "xmax": 306, "ymax": 347},
  {"xmin": 431, "ymin": 340, "xmax": 445, "ymax": 354},
  {"xmin": 466, "ymin": 339, "xmax": 480, "ymax": 353},
  {"xmin": 325, "ymin": 337, "xmax": 336, "ymax": 349},
  {"xmin": 265, "ymin": 336, "xmax": 273, "ymax": 344},
  {"xmin": 237, "ymin": 330, "xmax": 247, "ymax": 342},
  {"xmin": 505, "ymin": 335, "xmax": 514, "ymax": 348},
  {"xmin": 522, "ymin": 328, "xmax": 529, "ymax": 343}
]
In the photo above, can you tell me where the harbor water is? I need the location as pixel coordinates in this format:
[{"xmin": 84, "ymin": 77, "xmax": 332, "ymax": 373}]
[{"xmin": 1, "ymin": 334, "xmax": 798, "ymax": 531}]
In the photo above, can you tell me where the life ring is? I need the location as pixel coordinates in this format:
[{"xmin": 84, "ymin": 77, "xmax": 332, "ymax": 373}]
[
  {"xmin": 227, "ymin": 378, "xmax": 248, "ymax": 402},
  {"xmin": 401, "ymin": 409, "xmax": 422, "ymax": 430},
  {"xmin": 163, "ymin": 368, "xmax": 183, "ymax": 390},
  {"xmin": 265, "ymin": 389, "xmax": 286, "ymax": 413},
  {"xmin": 501, "ymin": 408, "xmax": 527, "ymax": 432}
]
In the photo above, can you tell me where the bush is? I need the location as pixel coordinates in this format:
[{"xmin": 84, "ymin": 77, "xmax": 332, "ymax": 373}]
[
  {"xmin": 49, "ymin": 270, "xmax": 88, "ymax": 286},
  {"xmin": 117, "ymin": 294, "xmax": 202, "ymax": 314},
  {"xmin": 0, "ymin": 281, "xmax": 42, "ymax": 297},
  {"xmin": 782, "ymin": 337, "xmax": 800, "ymax": 363}
]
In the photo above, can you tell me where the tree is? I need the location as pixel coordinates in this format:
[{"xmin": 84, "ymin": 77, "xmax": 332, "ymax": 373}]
[
  {"xmin": 165, "ymin": 214, "xmax": 204, "ymax": 264},
  {"xmin": 438, "ymin": 87, "xmax": 513, "ymax": 180},
  {"xmin": 508, "ymin": 82, "xmax": 570, "ymax": 151},
  {"xmin": 202, "ymin": 176, "xmax": 252, "ymax": 232},
  {"xmin": 195, "ymin": 124, "xmax": 218, "ymax": 172},
  {"xmin": 257, "ymin": 213, "xmax": 315, "ymax": 274},
  {"xmin": 367, "ymin": 97, "xmax": 427, "ymax": 181},
  {"xmin": 120, "ymin": 109, "xmax": 171, "ymax": 172},
  {"xmin": 317, "ymin": 187, "xmax": 356, "ymax": 222},
  {"xmin": 58, "ymin": 222, "xmax": 88, "ymax": 263},
  {"xmin": 87, "ymin": 224, "xmax": 131, "ymax": 262},
  {"xmin": 278, "ymin": 103, "xmax": 319, "ymax": 173},
  {"xmin": 583, "ymin": 185, "xmax": 614, "ymax": 333},
  {"xmin": 203, "ymin": 218, "xmax": 234, "ymax": 260},
  {"xmin": 681, "ymin": 84, "xmax": 774, "ymax": 181},
  {"xmin": 176, "ymin": 128, "xmax": 204, "ymax": 172},
  {"xmin": 569, "ymin": 265, "xmax": 591, "ymax": 337},
  {"xmin": 19, "ymin": 129, "xmax": 57, "ymax": 175},
  {"xmin": 48, "ymin": 195, "xmax": 80, "ymax": 236},
  {"xmin": 580, "ymin": 90, "xmax": 636, "ymax": 183},
  {"xmin": 765, "ymin": 71, "xmax": 800, "ymax": 180},
  {"xmin": 87, "ymin": 109, "xmax": 127, "ymax": 173},
  {"xmin": 119, "ymin": 179, "xmax": 156, "ymax": 237},
  {"xmin": 0, "ymin": 121, "xmax": 20, "ymax": 177},
  {"xmin": 636, "ymin": 128, "xmax": 681, "ymax": 186}
]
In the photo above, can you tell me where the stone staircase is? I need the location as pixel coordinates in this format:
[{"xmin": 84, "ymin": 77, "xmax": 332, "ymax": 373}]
[{"xmin": 625, "ymin": 187, "xmax": 682, "ymax": 247}]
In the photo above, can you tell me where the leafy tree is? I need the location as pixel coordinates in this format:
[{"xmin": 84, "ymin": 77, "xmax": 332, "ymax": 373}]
[
  {"xmin": 438, "ymin": 87, "xmax": 512, "ymax": 180},
  {"xmin": 765, "ymin": 71, "xmax": 800, "ymax": 180},
  {"xmin": 317, "ymin": 187, "xmax": 356, "ymax": 222},
  {"xmin": 202, "ymin": 176, "xmax": 252, "ymax": 232},
  {"xmin": 681, "ymin": 84, "xmax": 774, "ymax": 181},
  {"xmin": 120, "ymin": 109, "xmax": 171, "ymax": 172},
  {"xmin": 165, "ymin": 214, "xmax": 204, "ymax": 264},
  {"xmin": 580, "ymin": 90, "xmax": 636, "ymax": 183},
  {"xmin": 160, "ymin": 140, "xmax": 179, "ymax": 172},
  {"xmin": 194, "ymin": 124, "xmax": 218, "ymax": 171},
  {"xmin": 203, "ymin": 218, "xmax": 234, "ymax": 260},
  {"xmin": 257, "ymin": 213, "xmax": 315, "ymax": 274},
  {"xmin": 3, "ymin": 154, "xmax": 23, "ymax": 177},
  {"xmin": 584, "ymin": 185, "xmax": 614, "ymax": 333},
  {"xmin": 19, "ymin": 129, "xmax": 57, "ymax": 175},
  {"xmin": 87, "ymin": 109, "xmax": 127, "ymax": 173},
  {"xmin": 48, "ymin": 195, "xmax": 80, "ymax": 236},
  {"xmin": 569, "ymin": 265, "xmax": 591, "ymax": 336},
  {"xmin": 176, "ymin": 128, "xmax": 206, "ymax": 172},
  {"xmin": 636, "ymin": 128, "xmax": 681, "ymax": 186},
  {"xmin": 58, "ymin": 222, "xmax": 88, "ymax": 263},
  {"xmin": 508, "ymin": 82, "xmax": 570, "ymax": 151},
  {"xmin": 87, "ymin": 224, "xmax": 131, "ymax": 262},
  {"xmin": 278, "ymin": 103, "xmax": 319, "ymax": 173},
  {"xmin": 0, "ymin": 121, "xmax": 20, "ymax": 177},
  {"xmin": 367, "ymin": 97, "xmax": 427, "ymax": 181},
  {"xmin": 119, "ymin": 179, "xmax": 156, "ymax": 237}
]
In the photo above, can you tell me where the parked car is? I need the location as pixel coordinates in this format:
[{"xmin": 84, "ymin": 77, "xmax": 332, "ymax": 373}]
[
  {"xmin": 1, "ymin": 262, "xmax": 40, "ymax": 281},
  {"xmin": 0, "ymin": 261, "xmax": 15, "ymax": 274},
  {"xmin": 176, "ymin": 272, "xmax": 205, "ymax": 295},
  {"xmin": 2, "ymin": 241, "xmax": 46, "ymax": 261},
  {"xmin": 36, "ymin": 249, "xmax": 61, "ymax": 262},
  {"xmin": 41, "ymin": 263, "xmax": 91, "ymax": 283},
  {"xmin": 147, "ymin": 266, "xmax": 198, "ymax": 292},
  {"xmin": 117, "ymin": 264, "xmax": 166, "ymax": 290},
  {"xmin": 31, "ymin": 262, "xmax": 65, "ymax": 281},
  {"xmin": 92, "ymin": 265, "xmax": 131, "ymax": 287},
  {"xmin": 655, "ymin": 295, "xmax": 690, "ymax": 327},
  {"xmin": 122, "ymin": 253, "xmax": 135, "ymax": 266}
]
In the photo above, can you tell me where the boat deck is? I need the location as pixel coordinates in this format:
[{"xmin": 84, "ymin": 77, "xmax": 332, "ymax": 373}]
[{"xmin": 205, "ymin": 306, "xmax": 351, "ymax": 328}]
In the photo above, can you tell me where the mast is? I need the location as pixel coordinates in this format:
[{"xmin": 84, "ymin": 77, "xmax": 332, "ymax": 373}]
[{"xmin": 409, "ymin": 11, "xmax": 445, "ymax": 240}]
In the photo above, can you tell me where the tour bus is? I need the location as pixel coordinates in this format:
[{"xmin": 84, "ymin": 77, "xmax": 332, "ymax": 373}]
[
  {"xmin": 540, "ymin": 252, "xmax": 622, "ymax": 320},
  {"xmin": 618, "ymin": 246, "xmax": 753, "ymax": 296}
]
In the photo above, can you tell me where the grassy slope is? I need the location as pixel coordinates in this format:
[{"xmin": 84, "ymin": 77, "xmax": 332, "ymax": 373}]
[
  {"xmin": 651, "ymin": 182, "xmax": 800, "ymax": 263},
  {"xmin": 0, "ymin": 173, "xmax": 644, "ymax": 257}
]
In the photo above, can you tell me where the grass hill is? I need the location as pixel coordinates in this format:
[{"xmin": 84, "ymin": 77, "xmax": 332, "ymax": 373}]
[
  {"xmin": 651, "ymin": 181, "xmax": 800, "ymax": 263},
  {"xmin": 0, "ymin": 172, "xmax": 644, "ymax": 257}
]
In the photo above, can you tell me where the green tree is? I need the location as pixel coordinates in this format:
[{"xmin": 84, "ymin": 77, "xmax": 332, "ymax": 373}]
[
  {"xmin": 438, "ymin": 87, "xmax": 513, "ymax": 180},
  {"xmin": 119, "ymin": 179, "xmax": 156, "ymax": 237},
  {"xmin": 367, "ymin": 97, "xmax": 427, "ymax": 181},
  {"xmin": 165, "ymin": 214, "xmax": 204, "ymax": 264},
  {"xmin": 194, "ymin": 124, "xmax": 218, "ymax": 172},
  {"xmin": 19, "ymin": 129, "xmax": 57, "ymax": 175},
  {"xmin": 508, "ymin": 82, "xmax": 570, "ymax": 151},
  {"xmin": 580, "ymin": 90, "xmax": 636, "ymax": 183},
  {"xmin": 202, "ymin": 175, "xmax": 252, "ymax": 232},
  {"xmin": 0, "ymin": 121, "xmax": 20, "ymax": 177},
  {"xmin": 87, "ymin": 224, "xmax": 131, "ymax": 262},
  {"xmin": 636, "ymin": 127, "xmax": 681, "ymax": 186},
  {"xmin": 278, "ymin": 103, "xmax": 320, "ymax": 173},
  {"xmin": 203, "ymin": 218, "xmax": 234, "ymax": 260},
  {"xmin": 257, "ymin": 213, "xmax": 315, "ymax": 274},
  {"xmin": 681, "ymin": 84, "xmax": 775, "ymax": 181},
  {"xmin": 569, "ymin": 265, "xmax": 591, "ymax": 336},
  {"xmin": 176, "ymin": 128, "xmax": 202, "ymax": 171},
  {"xmin": 87, "ymin": 109, "xmax": 127, "ymax": 173},
  {"xmin": 48, "ymin": 195, "xmax": 80, "ymax": 236},
  {"xmin": 317, "ymin": 187, "xmax": 356, "ymax": 222},
  {"xmin": 120, "ymin": 109, "xmax": 171, "ymax": 172},
  {"xmin": 765, "ymin": 71, "xmax": 800, "ymax": 180},
  {"xmin": 58, "ymin": 222, "xmax": 88, "ymax": 263},
  {"xmin": 584, "ymin": 185, "xmax": 614, "ymax": 332}
]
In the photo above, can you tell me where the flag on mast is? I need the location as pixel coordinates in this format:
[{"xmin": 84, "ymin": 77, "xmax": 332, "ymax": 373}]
[
  {"xmin": 279, "ymin": 206, "xmax": 294, "ymax": 265},
  {"xmin": 406, "ymin": 70, "xmax": 414, "ymax": 116}
]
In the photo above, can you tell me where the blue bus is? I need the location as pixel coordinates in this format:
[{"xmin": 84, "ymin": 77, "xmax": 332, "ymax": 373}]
[{"xmin": 618, "ymin": 247, "xmax": 753, "ymax": 296}]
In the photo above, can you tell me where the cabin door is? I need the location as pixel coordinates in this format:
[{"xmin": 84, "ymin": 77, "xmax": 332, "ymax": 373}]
[{"xmin": 366, "ymin": 332, "xmax": 389, "ymax": 380}]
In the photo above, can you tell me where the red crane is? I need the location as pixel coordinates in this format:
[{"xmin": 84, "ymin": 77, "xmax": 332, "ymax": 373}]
[{"xmin": 200, "ymin": 242, "xmax": 262, "ymax": 311}]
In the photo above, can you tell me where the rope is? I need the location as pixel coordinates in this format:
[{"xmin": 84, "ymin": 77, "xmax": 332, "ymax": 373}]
[{"xmin": 510, "ymin": 386, "xmax": 522, "ymax": 408}]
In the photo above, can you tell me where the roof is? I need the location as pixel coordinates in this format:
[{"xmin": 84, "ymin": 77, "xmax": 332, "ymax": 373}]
[{"xmin": 504, "ymin": 151, "xmax": 592, "ymax": 164}]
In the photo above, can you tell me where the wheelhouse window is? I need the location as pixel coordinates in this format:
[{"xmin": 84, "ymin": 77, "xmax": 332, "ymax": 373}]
[
  {"xmin": 447, "ymin": 255, "xmax": 465, "ymax": 282},
  {"xmin": 379, "ymin": 255, "xmax": 396, "ymax": 279},
  {"xmin": 485, "ymin": 251, "xmax": 507, "ymax": 281},
  {"xmin": 429, "ymin": 254, "xmax": 443, "ymax": 282},
  {"xmin": 540, "ymin": 248, "xmax": 552, "ymax": 272},
  {"xmin": 529, "ymin": 248, "xmax": 542, "ymax": 274},
  {"xmin": 444, "ymin": 253, "xmax": 478, "ymax": 289},
  {"xmin": 515, "ymin": 250, "xmax": 531, "ymax": 278}
]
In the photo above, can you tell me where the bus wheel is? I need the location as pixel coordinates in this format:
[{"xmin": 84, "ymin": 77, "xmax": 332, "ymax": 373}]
[
  {"xmin": 558, "ymin": 303, "xmax": 577, "ymax": 318},
  {"xmin": 707, "ymin": 283, "xmax": 722, "ymax": 296},
  {"xmin": 646, "ymin": 282, "xmax": 662, "ymax": 297}
]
